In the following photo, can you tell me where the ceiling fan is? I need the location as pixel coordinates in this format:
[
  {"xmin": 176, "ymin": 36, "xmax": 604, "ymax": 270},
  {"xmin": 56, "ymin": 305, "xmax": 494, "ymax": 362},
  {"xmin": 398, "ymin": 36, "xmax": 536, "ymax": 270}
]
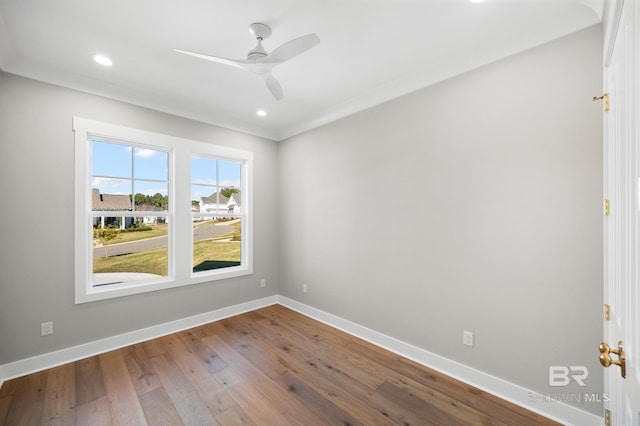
[{"xmin": 175, "ymin": 23, "xmax": 320, "ymax": 101}]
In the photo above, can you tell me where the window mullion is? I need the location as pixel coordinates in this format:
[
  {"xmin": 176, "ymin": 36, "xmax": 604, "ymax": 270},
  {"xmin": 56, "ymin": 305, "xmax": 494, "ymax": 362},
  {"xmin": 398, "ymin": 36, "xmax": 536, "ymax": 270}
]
[
  {"xmin": 131, "ymin": 145, "xmax": 135, "ymax": 211},
  {"xmin": 173, "ymin": 146, "xmax": 191, "ymax": 281}
]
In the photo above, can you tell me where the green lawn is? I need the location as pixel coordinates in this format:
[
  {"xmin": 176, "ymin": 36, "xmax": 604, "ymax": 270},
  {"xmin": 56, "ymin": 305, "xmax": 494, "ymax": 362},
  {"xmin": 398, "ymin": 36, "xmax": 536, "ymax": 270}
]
[
  {"xmin": 93, "ymin": 240, "xmax": 240, "ymax": 276},
  {"xmin": 192, "ymin": 240, "xmax": 241, "ymax": 266},
  {"xmin": 93, "ymin": 247, "xmax": 169, "ymax": 275}
]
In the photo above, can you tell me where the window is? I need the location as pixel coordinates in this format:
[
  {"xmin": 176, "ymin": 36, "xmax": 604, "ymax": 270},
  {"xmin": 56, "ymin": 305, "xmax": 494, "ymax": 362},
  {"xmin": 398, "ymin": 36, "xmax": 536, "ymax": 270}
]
[
  {"xmin": 191, "ymin": 157, "xmax": 243, "ymax": 273},
  {"xmin": 74, "ymin": 118, "xmax": 253, "ymax": 303},
  {"xmin": 90, "ymin": 140, "xmax": 170, "ymax": 286}
]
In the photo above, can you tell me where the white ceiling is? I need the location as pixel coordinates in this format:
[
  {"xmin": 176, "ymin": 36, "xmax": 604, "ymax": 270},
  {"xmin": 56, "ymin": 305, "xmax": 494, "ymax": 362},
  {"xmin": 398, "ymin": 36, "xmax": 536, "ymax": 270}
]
[{"xmin": 0, "ymin": 0, "xmax": 602, "ymax": 141}]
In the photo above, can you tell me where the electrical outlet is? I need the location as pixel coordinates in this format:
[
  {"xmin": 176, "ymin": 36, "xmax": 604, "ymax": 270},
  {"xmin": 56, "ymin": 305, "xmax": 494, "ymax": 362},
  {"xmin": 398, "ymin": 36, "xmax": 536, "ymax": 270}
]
[
  {"xmin": 260, "ymin": 278, "xmax": 266, "ymax": 288},
  {"xmin": 303, "ymin": 283, "xmax": 308, "ymax": 293},
  {"xmin": 463, "ymin": 331, "xmax": 474, "ymax": 347},
  {"xmin": 41, "ymin": 321, "xmax": 53, "ymax": 336}
]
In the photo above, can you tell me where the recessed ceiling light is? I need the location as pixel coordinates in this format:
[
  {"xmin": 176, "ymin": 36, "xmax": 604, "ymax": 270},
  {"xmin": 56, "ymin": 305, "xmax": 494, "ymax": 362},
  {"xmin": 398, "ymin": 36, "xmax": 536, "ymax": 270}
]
[
  {"xmin": 256, "ymin": 109, "xmax": 267, "ymax": 117},
  {"xmin": 93, "ymin": 55, "xmax": 113, "ymax": 66}
]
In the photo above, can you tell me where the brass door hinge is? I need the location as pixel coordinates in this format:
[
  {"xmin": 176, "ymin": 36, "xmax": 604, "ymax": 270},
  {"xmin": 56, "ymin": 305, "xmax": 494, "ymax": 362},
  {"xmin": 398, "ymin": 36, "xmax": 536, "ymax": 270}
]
[
  {"xmin": 593, "ymin": 93, "xmax": 610, "ymax": 111},
  {"xmin": 604, "ymin": 304, "xmax": 610, "ymax": 320},
  {"xmin": 605, "ymin": 408, "xmax": 611, "ymax": 426},
  {"xmin": 604, "ymin": 199, "xmax": 610, "ymax": 216}
]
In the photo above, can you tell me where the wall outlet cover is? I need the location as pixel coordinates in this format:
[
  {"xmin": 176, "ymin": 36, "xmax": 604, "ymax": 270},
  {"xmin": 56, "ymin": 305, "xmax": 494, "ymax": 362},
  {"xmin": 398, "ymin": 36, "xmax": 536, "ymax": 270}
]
[
  {"xmin": 463, "ymin": 331, "xmax": 474, "ymax": 347},
  {"xmin": 41, "ymin": 321, "xmax": 54, "ymax": 336}
]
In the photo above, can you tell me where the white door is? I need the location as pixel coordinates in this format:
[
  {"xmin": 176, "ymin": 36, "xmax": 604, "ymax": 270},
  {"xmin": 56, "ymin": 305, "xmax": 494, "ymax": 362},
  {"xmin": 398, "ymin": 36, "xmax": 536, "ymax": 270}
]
[{"xmin": 603, "ymin": 0, "xmax": 640, "ymax": 424}]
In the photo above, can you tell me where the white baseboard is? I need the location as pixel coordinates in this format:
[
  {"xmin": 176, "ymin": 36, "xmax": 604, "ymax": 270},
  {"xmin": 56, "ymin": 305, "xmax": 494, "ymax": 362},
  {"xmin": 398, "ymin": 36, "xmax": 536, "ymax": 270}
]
[
  {"xmin": 276, "ymin": 296, "xmax": 601, "ymax": 426},
  {"xmin": 0, "ymin": 295, "xmax": 278, "ymax": 387},
  {"xmin": 0, "ymin": 294, "xmax": 600, "ymax": 426}
]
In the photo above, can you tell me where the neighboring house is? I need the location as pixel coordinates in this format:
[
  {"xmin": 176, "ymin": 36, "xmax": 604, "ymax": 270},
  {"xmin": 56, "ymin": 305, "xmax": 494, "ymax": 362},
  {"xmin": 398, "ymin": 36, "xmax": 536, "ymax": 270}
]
[
  {"xmin": 135, "ymin": 203, "xmax": 164, "ymax": 225},
  {"xmin": 199, "ymin": 191, "xmax": 241, "ymax": 218},
  {"xmin": 92, "ymin": 188, "xmax": 133, "ymax": 229},
  {"xmin": 92, "ymin": 188, "xmax": 131, "ymax": 210},
  {"xmin": 227, "ymin": 192, "xmax": 240, "ymax": 214}
]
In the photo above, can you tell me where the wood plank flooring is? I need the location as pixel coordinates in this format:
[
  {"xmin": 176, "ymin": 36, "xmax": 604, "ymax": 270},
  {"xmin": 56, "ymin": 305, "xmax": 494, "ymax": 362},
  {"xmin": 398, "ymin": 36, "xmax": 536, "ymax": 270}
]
[{"xmin": 0, "ymin": 304, "xmax": 559, "ymax": 425}]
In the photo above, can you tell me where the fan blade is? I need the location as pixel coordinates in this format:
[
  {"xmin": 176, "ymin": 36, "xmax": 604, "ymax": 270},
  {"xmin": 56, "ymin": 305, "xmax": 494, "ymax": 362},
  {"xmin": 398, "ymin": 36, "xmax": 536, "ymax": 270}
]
[
  {"xmin": 264, "ymin": 74, "xmax": 283, "ymax": 101},
  {"xmin": 263, "ymin": 33, "xmax": 320, "ymax": 64},
  {"xmin": 174, "ymin": 48, "xmax": 249, "ymax": 71}
]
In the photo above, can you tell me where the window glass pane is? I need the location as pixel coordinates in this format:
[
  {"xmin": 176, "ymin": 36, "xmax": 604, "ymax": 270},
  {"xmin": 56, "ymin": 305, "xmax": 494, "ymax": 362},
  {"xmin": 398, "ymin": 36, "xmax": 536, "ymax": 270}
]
[
  {"xmin": 191, "ymin": 156, "xmax": 217, "ymax": 185},
  {"xmin": 192, "ymin": 184, "xmax": 219, "ymax": 214},
  {"xmin": 91, "ymin": 179, "xmax": 132, "ymax": 211},
  {"xmin": 218, "ymin": 161, "xmax": 241, "ymax": 213},
  {"xmin": 218, "ymin": 160, "xmax": 241, "ymax": 189},
  {"xmin": 92, "ymin": 217, "xmax": 169, "ymax": 286},
  {"xmin": 134, "ymin": 147, "xmax": 168, "ymax": 181},
  {"xmin": 193, "ymin": 217, "xmax": 241, "ymax": 273},
  {"xmin": 134, "ymin": 181, "xmax": 169, "ymax": 211},
  {"xmin": 92, "ymin": 140, "xmax": 132, "ymax": 178}
]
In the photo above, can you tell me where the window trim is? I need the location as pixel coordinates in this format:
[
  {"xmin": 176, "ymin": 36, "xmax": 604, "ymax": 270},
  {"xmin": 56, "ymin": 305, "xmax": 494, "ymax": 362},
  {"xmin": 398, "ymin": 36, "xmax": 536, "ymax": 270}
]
[{"xmin": 74, "ymin": 117, "xmax": 253, "ymax": 304}]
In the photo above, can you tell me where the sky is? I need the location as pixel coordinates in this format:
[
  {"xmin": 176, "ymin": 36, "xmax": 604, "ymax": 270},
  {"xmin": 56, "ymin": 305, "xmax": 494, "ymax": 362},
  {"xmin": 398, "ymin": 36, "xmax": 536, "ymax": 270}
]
[{"xmin": 91, "ymin": 140, "xmax": 241, "ymax": 206}]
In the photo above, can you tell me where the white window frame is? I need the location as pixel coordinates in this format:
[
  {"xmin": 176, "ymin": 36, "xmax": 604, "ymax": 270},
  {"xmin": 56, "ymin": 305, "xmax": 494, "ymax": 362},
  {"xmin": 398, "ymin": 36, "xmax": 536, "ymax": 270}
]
[{"xmin": 74, "ymin": 117, "xmax": 253, "ymax": 304}]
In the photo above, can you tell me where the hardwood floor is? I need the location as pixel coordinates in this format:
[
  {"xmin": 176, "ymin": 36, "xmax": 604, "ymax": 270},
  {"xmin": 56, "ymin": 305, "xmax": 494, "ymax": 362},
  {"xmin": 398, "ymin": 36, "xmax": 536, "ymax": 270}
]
[{"xmin": 0, "ymin": 305, "xmax": 559, "ymax": 425}]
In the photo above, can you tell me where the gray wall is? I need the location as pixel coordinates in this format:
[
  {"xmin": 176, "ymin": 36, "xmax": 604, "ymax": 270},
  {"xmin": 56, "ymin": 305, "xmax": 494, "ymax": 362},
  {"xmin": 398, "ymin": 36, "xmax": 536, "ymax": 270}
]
[
  {"xmin": 278, "ymin": 25, "xmax": 603, "ymax": 413},
  {"xmin": 0, "ymin": 71, "xmax": 279, "ymax": 364}
]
